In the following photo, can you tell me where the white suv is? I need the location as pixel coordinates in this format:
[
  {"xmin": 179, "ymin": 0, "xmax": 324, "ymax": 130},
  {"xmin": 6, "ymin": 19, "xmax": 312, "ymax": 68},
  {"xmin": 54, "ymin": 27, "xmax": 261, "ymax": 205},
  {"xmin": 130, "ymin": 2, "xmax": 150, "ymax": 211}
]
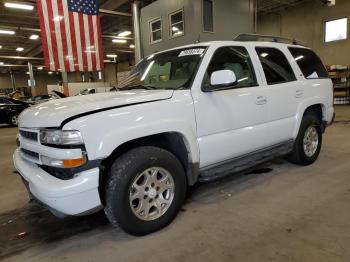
[{"xmin": 14, "ymin": 35, "xmax": 335, "ymax": 235}]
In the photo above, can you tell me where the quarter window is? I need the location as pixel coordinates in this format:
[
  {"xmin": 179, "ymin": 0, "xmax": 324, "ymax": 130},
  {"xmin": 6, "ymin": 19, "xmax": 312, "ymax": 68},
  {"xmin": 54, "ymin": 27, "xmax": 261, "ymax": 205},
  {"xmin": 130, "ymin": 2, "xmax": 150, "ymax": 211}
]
[
  {"xmin": 0, "ymin": 98, "xmax": 11, "ymax": 104},
  {"xmin": 256, "ymin": 47, "xmax": 296, "ymax": 85},
  {"xmin": 205, "ymin": 46, "xmax": 257, "ymax": 89},
  {"xmin": 150, "ymin": 18, "xmax": 162, "ymax": 44},
  {"xmin": 289, "ymin": 47, "xmax": 329, "ymax": 79},
  {"xmin": 169, "ymin": 9, "xmax": 184, "ymax": 38},
  {"xmin": 203, "ymin": 0, "xmax": 214, "ymax": 32}
]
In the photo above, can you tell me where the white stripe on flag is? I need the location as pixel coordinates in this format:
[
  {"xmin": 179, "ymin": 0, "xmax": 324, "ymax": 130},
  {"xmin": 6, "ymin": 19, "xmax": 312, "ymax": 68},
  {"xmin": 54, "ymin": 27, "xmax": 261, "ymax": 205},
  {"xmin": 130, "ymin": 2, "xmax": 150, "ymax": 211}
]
[
  {"xmin": 51, "ymin": 0, "xmax": 65, "ymax": 71},
  {"xmin": 73, "ymin": 12, "xmax": 83, "ymax": 71},
  {"xmin": 62, "ymin": 0, "xmax": 74, "ymax": 71},
  {"xmin": 83, "ymin": 14, "xmax": 92, "ymax": 71},
  {"xmin": 41, "ymin": 0, "xmax": 55, "ymax": 71},
  {"xmin": 92, "ymin": 16, "xmax": 100, "ymax": 71}
]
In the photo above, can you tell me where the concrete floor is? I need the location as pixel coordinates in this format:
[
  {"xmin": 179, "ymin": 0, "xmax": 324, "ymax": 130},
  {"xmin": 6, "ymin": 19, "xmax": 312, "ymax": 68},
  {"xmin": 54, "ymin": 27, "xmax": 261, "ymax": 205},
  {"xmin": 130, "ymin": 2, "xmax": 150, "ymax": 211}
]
[{"xmin": 1, "ymin": 106, "xmax": 350, "ymax": 262}]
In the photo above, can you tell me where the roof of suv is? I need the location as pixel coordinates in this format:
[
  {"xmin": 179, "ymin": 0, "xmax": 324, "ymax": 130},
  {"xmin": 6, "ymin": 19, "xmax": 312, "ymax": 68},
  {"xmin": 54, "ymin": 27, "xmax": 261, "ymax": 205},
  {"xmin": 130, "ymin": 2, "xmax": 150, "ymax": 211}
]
[{"xmin": 148, "ymin": 34, "xmax": 308, "ymax": 58}]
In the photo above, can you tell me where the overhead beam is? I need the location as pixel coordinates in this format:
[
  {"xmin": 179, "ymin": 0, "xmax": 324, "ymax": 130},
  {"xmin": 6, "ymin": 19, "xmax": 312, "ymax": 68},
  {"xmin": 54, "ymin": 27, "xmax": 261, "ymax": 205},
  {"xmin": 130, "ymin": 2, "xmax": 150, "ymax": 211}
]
[
  {"xmin": 0, "ymin": 55, "xmax": 43, "ymax": 60},
  {"xmin": 99, "ymin": 9, "xmax": 131, "ymax": 17}
]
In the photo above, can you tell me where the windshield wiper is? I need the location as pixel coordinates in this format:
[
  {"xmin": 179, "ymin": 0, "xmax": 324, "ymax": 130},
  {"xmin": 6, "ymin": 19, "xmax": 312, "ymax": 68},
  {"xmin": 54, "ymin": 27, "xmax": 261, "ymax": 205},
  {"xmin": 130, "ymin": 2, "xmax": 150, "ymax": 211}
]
[{"xmin": 126, "ymin": 85, "xmax": 158, "ymax": 90}]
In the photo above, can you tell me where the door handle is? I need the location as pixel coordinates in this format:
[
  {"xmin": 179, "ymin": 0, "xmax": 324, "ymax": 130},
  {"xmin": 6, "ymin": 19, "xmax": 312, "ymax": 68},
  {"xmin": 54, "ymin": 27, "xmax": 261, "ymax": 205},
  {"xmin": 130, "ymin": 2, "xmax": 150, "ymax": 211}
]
[
  {"xmin": 256, "ymin": 96, "xmax": 267, "ymax": 105},
  {"xmin": 296, "ymin": 89, "xmax": 303, "ymax": 98}
]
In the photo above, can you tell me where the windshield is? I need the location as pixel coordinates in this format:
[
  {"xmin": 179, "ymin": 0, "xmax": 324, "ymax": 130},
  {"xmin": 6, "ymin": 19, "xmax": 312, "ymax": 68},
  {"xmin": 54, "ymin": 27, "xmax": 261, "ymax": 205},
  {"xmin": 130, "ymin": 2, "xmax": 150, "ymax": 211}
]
[{"xmin": 118, "ymin": 47, "xmax": 207, "ymax": 90}]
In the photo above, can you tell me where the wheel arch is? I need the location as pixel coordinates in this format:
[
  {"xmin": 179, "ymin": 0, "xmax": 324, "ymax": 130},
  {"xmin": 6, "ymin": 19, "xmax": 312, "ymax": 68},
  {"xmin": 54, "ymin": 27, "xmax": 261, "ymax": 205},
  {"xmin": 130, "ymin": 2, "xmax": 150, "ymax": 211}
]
[
  {"xmin": 99, "ymin": 132, "xmax": 199, "ymax": 205},
  {"xmin": 294, "ymin": 102, "xmax": 327, "ymax": 138}
]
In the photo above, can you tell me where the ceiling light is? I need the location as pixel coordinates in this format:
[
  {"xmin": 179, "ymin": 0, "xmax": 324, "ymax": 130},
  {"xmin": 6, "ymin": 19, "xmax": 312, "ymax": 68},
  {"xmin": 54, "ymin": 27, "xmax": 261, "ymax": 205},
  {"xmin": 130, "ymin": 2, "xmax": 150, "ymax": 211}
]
[
  {"xmin": 0, "ymin": 62, "xmax": 4, "ymax": 65},
  {"xmin": 0, "ymin": 30, "xmax": 15, "ymax": 35},
  {"xmin": 106, "ymin": 54, "xmax": 118, "ymax": 58},
  {"xmin": 295, "ymin": 55, "xmax": 304, "ymax": 61},
  {"xmin": 26, "ymin": 71, "xmax": 30, "ymax": 75},
  {"xmin": 0, "ymin": 45, "xmax": 2, "ymax": 49},
  {"xmin": 16, "ymin": 47, "xmax": 24, "ymax": 52},
  {"xmin": 118, "ymin": 31, "xmax": 132, "ymax": 37},
  {"xmin": 53, "ymin": 16, "xmax": 63, "ymax": 22},
  {"xmin": 48, "ymin": 71, "xmax": 53, "ymax": 75},
  {"xmin": 4, "ymin": 2, "xmax": 34, "ymax": 10},
  {"xmin": 129, "ymin": 44, "xmax": 135, "ymax": 49},
  {"xmin": 37, "ymin": 66, "xmax": 43, "ymax": 70},
  {"xmin": 29, "ymin": 34, "xmax": 39, "ymax": 40},
  {"xmin": 112, "ymin": 39, "xmax": 127, "ymax": 44}
]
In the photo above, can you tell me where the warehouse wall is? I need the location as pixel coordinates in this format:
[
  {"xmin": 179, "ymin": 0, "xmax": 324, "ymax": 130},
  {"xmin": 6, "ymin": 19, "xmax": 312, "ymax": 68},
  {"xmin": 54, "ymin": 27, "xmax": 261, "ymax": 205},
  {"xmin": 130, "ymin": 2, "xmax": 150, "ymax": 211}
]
[
  {"xmin": 140, "ymin": 0, "xmax": 255, "ymax": 56},
  {"xmin": 257, "ymin": 0, "xmax": 350, "ymax": 65},
  {"xmin": 0, "ymin": 72, "xmax": 60, "ymax": 94},
  {"xmin": 0, "ymin": 61, "xmax": 132, "ymax": 95}
]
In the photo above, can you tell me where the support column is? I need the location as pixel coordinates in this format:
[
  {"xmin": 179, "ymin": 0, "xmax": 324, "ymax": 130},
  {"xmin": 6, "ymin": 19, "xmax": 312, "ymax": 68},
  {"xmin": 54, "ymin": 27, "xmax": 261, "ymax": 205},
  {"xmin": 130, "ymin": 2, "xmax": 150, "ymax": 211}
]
[
  {"xmin": 28, "ymin": 62, "xmax": 36, "ymax": 96},
  {"xmin": 132, "ymin": 1, "xmax": 142, "ymax": 63},
  {"xmin": 10, "ymin": 70, "xmax": 16, "ymax": 91},
  {"xmin": 62, "ymin": 72, "xmax": 69, "ymax": 96}
]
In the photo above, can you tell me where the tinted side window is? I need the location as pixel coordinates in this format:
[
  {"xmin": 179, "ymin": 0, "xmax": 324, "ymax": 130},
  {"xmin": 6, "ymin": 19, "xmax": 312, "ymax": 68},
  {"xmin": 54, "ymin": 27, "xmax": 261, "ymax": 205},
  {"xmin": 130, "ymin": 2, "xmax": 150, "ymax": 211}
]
[
  {"xmin": 289, "ymin": 48, "xmax": 329, "ymax": 79},
  {"xmin": 206, "ymin": 46, "xmax": 257, "ymax": 88},
  {"xmin": 256, "ymin": 47, "xmax": 296, "ymax": 85},
  {"xmin": 0, "ymin": 98, "xmax": 11, "ymax": 104}
]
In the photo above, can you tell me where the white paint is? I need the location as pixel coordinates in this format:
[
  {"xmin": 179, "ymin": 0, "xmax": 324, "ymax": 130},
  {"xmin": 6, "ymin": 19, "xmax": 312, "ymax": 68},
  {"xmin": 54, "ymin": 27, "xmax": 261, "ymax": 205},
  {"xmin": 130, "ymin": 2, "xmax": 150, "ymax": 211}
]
[{"xmin": 14, "ymin": 40, "xmax": 334, "ymax": 216}]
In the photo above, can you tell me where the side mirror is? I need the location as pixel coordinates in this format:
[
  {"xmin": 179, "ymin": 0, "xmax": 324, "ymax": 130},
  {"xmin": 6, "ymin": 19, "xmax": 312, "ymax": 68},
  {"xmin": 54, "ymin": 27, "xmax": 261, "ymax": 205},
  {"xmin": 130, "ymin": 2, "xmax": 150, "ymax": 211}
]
[{"xmin": 206, "ymin": 70, "xmax": 237, "ymax": 92}]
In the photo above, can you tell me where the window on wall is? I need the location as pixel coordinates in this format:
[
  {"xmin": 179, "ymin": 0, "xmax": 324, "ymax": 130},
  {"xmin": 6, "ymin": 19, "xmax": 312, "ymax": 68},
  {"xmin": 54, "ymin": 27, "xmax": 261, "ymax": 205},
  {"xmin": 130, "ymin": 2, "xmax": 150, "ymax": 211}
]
[
  {"xmin": 169, "ymin": 9, "xmax": 184, "ymax": 38},
  {"xmin": 203, "ymin": 0, "xmax": 214, "ymax": 32},
  {"xmin": 325, "ymin": 18, "xmax": 348, "ymax": 43},
  {"xmin": 150, "ymin": 18, "xmax": 162, "ymax": 44}
]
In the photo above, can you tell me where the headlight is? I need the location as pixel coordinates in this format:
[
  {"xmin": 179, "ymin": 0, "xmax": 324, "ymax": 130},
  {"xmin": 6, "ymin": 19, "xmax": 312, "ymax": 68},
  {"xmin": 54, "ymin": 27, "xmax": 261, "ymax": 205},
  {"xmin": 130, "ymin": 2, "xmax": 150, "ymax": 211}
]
[{"xmin": 40, "ymin": 129, "xmax": 84, "ymax": 145}]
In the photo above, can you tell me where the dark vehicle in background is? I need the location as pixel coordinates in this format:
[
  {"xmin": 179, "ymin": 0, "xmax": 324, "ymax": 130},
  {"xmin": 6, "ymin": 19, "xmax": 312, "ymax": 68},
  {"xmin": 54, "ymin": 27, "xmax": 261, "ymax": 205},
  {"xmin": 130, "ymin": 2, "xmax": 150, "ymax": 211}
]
[
  {"xmin": 26, "ymin": 91, "xmax": 66, "ymax": 105},
  {"xmin": 0, "ymin": 97, "xmax": 30, "ymax": 126}
]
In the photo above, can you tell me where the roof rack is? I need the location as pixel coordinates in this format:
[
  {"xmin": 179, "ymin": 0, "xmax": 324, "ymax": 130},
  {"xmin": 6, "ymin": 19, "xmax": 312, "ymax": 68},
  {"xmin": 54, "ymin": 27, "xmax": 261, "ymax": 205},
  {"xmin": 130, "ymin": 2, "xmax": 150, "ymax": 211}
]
[{"xmin": 234, "ymin": 34, "xmax": 308, "ymax": 47}]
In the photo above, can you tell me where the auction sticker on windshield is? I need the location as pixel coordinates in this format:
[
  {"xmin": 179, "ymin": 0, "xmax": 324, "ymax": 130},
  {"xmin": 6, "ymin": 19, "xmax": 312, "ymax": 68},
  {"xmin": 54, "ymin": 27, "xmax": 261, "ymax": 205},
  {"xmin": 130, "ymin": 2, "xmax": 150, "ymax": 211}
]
[{"xmin": 179, "ymin": 49, "xmax": 205, "ymax": 57}]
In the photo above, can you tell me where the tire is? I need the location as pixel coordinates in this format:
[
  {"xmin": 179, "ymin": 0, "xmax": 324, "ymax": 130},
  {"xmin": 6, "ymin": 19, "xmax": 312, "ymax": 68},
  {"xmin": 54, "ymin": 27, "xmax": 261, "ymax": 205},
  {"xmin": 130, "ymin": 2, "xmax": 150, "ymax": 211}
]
[
  {"xmin": 287, "ymin": 112, "xmax": 322, "ymax": 166},
  {"xmin": 9, "ymin": 114, "xmax": 19, "ymax": 126},
  {"xmin": 104, "ymin": 146, "xmax": 186, "ymax": 236}
]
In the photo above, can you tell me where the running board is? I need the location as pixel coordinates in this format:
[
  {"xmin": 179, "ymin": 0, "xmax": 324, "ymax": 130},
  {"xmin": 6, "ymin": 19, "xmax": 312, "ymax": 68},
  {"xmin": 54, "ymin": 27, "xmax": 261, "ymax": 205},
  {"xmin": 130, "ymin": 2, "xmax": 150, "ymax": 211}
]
[{"xmin": 198, "ymin": 140, "xmax": 294, "ymax": 182}]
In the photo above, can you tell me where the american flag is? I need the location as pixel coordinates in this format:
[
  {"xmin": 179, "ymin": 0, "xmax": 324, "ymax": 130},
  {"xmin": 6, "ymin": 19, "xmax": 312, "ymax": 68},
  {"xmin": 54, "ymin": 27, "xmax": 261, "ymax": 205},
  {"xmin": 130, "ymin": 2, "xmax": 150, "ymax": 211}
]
[{"xmin": 36, "ymin": 0, "xmax": 104, "ymax": 72}]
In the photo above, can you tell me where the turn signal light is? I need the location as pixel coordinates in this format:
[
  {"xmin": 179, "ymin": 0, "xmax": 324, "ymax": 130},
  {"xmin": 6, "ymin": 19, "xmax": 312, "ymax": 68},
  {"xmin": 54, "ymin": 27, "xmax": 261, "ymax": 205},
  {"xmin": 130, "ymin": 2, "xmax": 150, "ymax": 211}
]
[{"xmin": 63, "ymin": 157, "xmax": 87, "ymax": 168}]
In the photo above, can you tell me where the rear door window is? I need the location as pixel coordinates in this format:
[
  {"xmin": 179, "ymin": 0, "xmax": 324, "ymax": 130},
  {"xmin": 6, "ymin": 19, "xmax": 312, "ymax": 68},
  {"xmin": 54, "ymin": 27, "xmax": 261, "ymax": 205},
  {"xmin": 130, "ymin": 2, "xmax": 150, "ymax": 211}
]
[
  {"xmin": 256, "ymin": 47, "xmax": 297, "ymax": 85},
  {"xmin": 288, "ymin": 47, "xmax": 329, "ymax": 79}
]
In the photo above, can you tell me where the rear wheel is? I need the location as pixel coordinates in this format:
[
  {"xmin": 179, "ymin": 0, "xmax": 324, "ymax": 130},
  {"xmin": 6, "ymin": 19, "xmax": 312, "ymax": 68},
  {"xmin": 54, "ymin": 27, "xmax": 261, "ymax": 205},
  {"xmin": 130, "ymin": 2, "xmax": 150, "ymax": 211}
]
[
  {"xmin": 9, "ymin": 114, "xmax": 19, "ymax": 126},
  {"xmin": 287, "ymin": 112, "xmax": 322, "ymax": 165},
  {"xmin": 104, "ymin": 146, "xmax": 186, "ymax": 236}
]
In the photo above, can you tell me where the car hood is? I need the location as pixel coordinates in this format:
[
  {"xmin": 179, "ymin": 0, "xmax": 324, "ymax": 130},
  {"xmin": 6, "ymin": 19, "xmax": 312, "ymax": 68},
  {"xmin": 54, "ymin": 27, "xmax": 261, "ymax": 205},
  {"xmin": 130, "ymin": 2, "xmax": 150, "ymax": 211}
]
[{"xmin": 19, "ymin": 90, "xmax": 173, "ymax": 128}]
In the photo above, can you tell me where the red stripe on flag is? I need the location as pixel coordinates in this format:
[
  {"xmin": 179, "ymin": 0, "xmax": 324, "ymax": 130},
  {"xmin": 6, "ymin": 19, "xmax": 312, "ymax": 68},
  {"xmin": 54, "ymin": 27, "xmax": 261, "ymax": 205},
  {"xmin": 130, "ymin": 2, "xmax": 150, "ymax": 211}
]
[
  {"xmin": 46, "ymin": 0, "xmax": 60, "ymax": 71},
  {"xmin": 36, "ymin": 0, "xmax": 50, "ymax": 70},
  {"xmin": 68, "ymin": 12, "xmax": 79, "ymax": 71},
  {"xmin": 97, "ymin": 16, "xmax": 104, "ymax": 70},
  {"xmin": 78, "ymin": 14, "xmax": 88, "ymax": 71},
  {"xmin": 88, "ymin": 15, "xmax": 97, "ymax": 71},
  {"xmin": 57, "ymin": 0, "xmax": 69, "ymax": 72}
]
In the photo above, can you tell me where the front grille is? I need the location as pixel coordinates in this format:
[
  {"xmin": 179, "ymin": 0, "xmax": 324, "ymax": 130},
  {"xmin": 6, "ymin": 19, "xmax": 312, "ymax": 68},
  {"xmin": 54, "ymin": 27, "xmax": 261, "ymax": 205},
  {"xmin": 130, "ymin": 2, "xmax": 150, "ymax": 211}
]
[
  {"xmin": 20, "ymin": 130, "xmax": 38, "ymax": 142},
  {"xmin": 21, "ymin": 148, "xmax": 39, "ymax": 160}
]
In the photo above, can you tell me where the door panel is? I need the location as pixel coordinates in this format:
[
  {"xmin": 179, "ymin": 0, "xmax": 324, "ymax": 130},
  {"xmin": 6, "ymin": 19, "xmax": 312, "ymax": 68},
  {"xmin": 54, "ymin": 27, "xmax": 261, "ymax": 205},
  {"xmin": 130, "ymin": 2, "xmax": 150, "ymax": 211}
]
[
  {"xmin": 254, "ymin": 46, "xmax": 299, "ymax": 142},
  {"xmin": 193, "ymin": 46, "xmax": 270, "ymax": 168},
  {"xmin": 196, "ymin": 87, "xmax": 269, "ymax": 167}
]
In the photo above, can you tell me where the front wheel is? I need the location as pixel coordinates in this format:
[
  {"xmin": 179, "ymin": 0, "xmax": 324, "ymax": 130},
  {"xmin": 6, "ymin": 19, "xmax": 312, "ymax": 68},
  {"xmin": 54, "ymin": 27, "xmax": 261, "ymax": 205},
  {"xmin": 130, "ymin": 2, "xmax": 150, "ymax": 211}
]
[
  {"xmin": 287, "ymin": 112, "xmax": 322, "ymax": 165},
  {"xmin": 104, "ymin": 146, "xmax": 186, "ymax": 236},
  {"xmin": 9, "ymin": 114, "xmax": 19, "ymax": 126}
]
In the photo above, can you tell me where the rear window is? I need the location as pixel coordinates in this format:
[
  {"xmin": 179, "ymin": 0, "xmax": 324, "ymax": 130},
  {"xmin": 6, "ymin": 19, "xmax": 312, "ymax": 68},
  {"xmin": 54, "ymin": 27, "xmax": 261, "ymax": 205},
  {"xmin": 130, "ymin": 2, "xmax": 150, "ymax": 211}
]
[{"xmin": 288, "ymin": 47, "xmax": 329, "ymax": 79}]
